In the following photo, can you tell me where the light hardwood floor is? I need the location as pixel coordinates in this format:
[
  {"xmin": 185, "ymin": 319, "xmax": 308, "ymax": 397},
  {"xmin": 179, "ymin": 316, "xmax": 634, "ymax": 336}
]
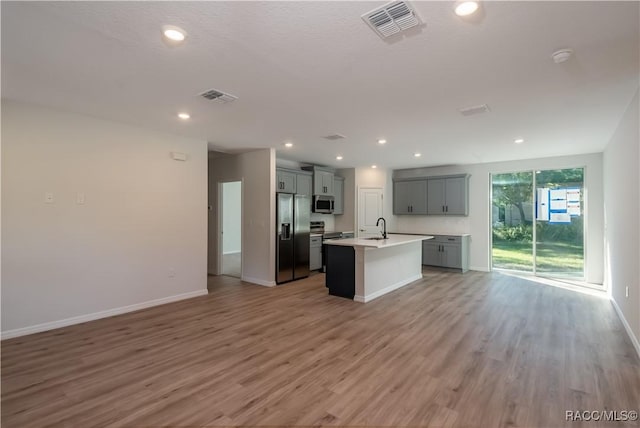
[{"xmin": 2, "ymin": 270, "xmax": 639, "ymax": 427}]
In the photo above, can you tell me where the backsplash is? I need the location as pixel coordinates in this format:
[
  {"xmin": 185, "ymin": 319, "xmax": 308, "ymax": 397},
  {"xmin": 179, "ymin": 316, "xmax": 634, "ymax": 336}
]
[{"xmin": 310, "ymin": 212, "xmax": 335, "ymax": 231}]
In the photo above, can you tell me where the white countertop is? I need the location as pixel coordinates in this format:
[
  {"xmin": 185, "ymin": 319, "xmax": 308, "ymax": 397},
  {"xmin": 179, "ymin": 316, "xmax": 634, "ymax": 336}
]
[
  {"xmin": 324, "ymin": 234, "xmax": 433, "ymax": 249},
  {"xmin": 390, "ymin": 232, "xmax": 470, "ymax": 237}
]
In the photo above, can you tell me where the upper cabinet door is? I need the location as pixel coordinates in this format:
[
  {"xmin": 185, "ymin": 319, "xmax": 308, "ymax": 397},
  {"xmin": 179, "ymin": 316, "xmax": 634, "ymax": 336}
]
[
  {"xmin": 408, "ymin": 180, "xmax": 428, "ymax": 214},
  {"xmin": 427, "ymin": 178, "xmax": 446, "ymax": 214},
  {"xmin": 444, "ymin": 176, "xmax": 468, "ymax": 215},
  {"xmin": 277, "ymin": 170, "xmax": 296, "ymax": 193},
  {"xmin": 296, "ymin": 173, "xmax": 312, "ymax": 196},
  {"xmin": 313, "ymin": 170, "xmax": 334, "ymax": 195},
  {"xmin": 393, "ymin": 181, "xmax": 411, "ymax": 214}
]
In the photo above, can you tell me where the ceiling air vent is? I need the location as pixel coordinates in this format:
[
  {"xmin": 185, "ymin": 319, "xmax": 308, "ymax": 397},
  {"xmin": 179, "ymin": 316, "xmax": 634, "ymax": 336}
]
[
  {"xmin": 199, "ymin": 88, "xmax": 238, "ymax": 104},
  {"xmin": 459, "ymin": 104, "xmax": 491, "ymax": 116},
  {"xmin": 323, "ymin": 134, "xmax": 346, "ymax": 141},
  {"xmin": 362, "ymin": 1, "xmax": 422, "ymax": 39}
]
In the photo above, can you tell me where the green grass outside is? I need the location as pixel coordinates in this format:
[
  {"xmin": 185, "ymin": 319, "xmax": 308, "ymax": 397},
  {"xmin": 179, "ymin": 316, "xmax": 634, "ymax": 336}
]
[{"xmin": 492, "ymin": 240, "xmax": 584, "ymax": 274}]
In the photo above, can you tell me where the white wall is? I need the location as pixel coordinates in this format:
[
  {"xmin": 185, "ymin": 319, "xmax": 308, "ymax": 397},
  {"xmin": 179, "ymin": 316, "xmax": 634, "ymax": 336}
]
[
  {"xmin": 393, "ymin": 153, "xmax": 604, "ymax": 284},
  {"xmin": 209, "ymin": 149, "xmax": 275, "ymax": 286},
  {"xmin": 335, "ymin": 168, "xmax": 356, "ymax": 233},
  {"xmin": 1, "ymin": 100, "xmax": 208, "ymax": 337},
  {"xmin": 222, "ymin": 181, "xmax": 242, "ymax": 254},
  {"xmin": 603, "ymin": 90, "xmax": 639, "ymax": 353}
]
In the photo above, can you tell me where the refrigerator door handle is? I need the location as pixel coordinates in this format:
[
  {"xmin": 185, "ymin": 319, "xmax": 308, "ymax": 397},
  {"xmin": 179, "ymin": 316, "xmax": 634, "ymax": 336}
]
[{"xmin": 281, "ymin": 223, "xmax": 291, "ymax": 240}]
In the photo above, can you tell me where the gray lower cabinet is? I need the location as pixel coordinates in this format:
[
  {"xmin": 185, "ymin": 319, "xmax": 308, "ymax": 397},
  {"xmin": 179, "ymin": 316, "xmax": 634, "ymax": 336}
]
[
  {"xmin": 393, "ymin": 179, "xmax": 427, "ymax": 214},
  {"xmin": 422, "ymin": 235, "xmax": 469, "ymax": 272},
  {"xmin": 426, "ymin": 175, "xmax": 469, "ymax": 215},
  {"xmin": 333, "ymin": 176, "xmax": 344, "ymax": 215},
  {"xmin": 310, "ymin": 236, "xmax": 322, "ymax": 270}
]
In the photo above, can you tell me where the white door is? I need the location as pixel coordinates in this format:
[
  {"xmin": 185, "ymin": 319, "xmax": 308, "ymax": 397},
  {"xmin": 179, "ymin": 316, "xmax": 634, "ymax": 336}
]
[{"xmin": 358, "ymin": 187, "xmax": 383, "ymax": 237}]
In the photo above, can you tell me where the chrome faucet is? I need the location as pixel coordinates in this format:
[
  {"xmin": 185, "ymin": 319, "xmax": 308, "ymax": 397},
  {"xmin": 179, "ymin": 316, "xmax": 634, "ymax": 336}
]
[{"xmin": 376, "ymin": 217, "xmax": 387, "ymax": 239}]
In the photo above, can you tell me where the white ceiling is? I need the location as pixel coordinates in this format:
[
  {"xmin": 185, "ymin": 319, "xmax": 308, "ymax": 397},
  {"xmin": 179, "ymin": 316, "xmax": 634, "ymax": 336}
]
[{"xmin": 2, "ymin": 1, "xmax": 638, "ymax": 169}]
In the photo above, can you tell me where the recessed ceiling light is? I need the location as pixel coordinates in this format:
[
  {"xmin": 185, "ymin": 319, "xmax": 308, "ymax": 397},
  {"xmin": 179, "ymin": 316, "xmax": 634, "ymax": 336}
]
[
  {"xmin": 378, "ymin": 139, "xmax": 387, "ymax": 145},
  {"xmin": 414, "ymin": 153, "xmax": 422, "ymax": 157},
  {"xmin": 162, "ymin": 25, "xmax": 187, "ymax": 45},
  {"xmin": 284, "ymin": 142, "xmax": 293, "ymax": 148},
  {"xmin": 177, "ymin": 112, "xmax": 190, "ymax": 120},
  {"xmin": 514, "ymin": 138, "xmax": 524, "ymax": 144},
  {"xmin": 371, "ymin": 165, "xmax": 378, "ymax": 169},
  {"xmin": 454, "ymin": 1, "xmax": 479, "ymax": 16},
  {"xmin": 336, "ymin": 155, "xmax": 343, "ymax": 160}
]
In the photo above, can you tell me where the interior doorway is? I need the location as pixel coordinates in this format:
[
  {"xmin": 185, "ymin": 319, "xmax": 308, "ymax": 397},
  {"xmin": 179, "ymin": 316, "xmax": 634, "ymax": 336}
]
[
  {"xmin": 491, "ymin": 167, "xmax": 585, "ymax": 281},
  {"xmin": 220, "ymin": 181, "xmax": 242, "ymax": 278},
  {"xmin": 358, "ymin": 187, "xmax": 383, "ymax": 237}
]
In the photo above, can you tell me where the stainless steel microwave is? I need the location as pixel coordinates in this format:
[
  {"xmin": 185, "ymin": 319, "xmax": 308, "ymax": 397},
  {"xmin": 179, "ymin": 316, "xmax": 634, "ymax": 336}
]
[{"xmin": 313, "ymin": 195, "xmax": 334, "ymax": 214}]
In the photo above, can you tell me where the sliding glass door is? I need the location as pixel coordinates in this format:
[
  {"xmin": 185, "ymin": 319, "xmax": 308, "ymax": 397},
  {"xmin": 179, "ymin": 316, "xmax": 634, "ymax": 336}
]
[
  {"xmin": 534, "ymin": 168, "xmax": 584, "ymax": 278},
  {"xmin": 491, "ymin": 172, "xmax": 534, "ymax": 272},
  {"xmin": 491, "ymin": 168, "xmax": 585, "ymax": 279}
]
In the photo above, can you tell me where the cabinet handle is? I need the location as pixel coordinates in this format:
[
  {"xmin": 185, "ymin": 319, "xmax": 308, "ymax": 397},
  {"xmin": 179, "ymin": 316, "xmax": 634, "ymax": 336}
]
[
  {"xmin": 442, "ymin": 205, "xmax": 445, "ymax": 212},
  {"xmin": 446, "ymin": 205, "xmax": 448, "ymax": 212}
]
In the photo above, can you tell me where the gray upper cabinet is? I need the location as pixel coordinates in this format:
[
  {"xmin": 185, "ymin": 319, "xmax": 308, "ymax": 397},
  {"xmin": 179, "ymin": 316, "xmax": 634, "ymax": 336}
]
[
  {"xmin": 302, "ymin": 166, "xmax": 335, "ymax": 196},
  {"xmin": 333, "ymin": 176, "xmax": 344, "ymax": 215},
  {"xmin": 296, "ymin": 172, "xmax": 313, "ymax": 196},
  {"xmin": 314, "ymin": 170, "xmax": 334, "ymax": 196},
  {"xmin": 393, "ymin": 179, "xmax": 427, "ymax": 215},
  {"xmin": 276, "ymin": 168, "xmax": 312, "ymax": 195},
  {"xmin": 426, "ymin": 175, "xmax": 469, "ymax": 215},
  {"xmin": 276, "ymin": 169, "xmax": 296, "ymax": 193}
]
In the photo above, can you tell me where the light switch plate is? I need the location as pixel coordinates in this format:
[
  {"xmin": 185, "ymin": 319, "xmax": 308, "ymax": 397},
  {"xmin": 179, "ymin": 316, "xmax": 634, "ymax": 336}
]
[
  {"xmin": 45, "ymin": 192, "xmax": 54, "ymax": 204},
  {"xmin": 76, "ymin": 192, "xmax": 85, "ymax": 205}
]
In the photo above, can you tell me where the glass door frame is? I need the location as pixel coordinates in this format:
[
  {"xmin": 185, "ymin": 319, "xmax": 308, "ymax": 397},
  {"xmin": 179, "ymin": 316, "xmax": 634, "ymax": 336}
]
[{"xmin": 489, "ymin": 166, "xmax": 588, "ymax": 282}]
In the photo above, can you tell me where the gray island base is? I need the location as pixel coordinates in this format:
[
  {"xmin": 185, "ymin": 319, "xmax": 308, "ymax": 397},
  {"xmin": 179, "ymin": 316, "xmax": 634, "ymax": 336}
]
[{"xmin": 324, "ymin": 234, "xmax": 434, "ymax": 302}]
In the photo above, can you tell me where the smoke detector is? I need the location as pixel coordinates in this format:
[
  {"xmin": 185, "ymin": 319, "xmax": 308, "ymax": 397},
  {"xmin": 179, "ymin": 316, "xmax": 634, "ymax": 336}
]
[
  {"xmin": 551, "ymin": 48, "xmax": 573, "ymax": 64},
  {"xmin": 362, "ymin": 1, "xmax": 422, "ymax": 39},
  {"xmin": 459, "ymin": 104, "xmax": 490, "ymax": 116},
  {"xmin": 199, "ymin": 88, "xmax": 238, "ymax": 104}
]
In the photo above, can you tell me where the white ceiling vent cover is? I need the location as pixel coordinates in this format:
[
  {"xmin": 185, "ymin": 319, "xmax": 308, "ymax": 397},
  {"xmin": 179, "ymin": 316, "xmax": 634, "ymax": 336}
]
[
  {"xmin": 199, "ymin": 88, "xmax": 238, "ymax": 104},
  {"xmin": 323, "ymin": 134, "xmax": 346, "ymax": 141},
  {"xmin": 362, "ymin": 1, "xmax": 422, "ymax": 39},
  {"xmin": 459, "ymin": 104, "xmax": 491, "ymax": 116}
]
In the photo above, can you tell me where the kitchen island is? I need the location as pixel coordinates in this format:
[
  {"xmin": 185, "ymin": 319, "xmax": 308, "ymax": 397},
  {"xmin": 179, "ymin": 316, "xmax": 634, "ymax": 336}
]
[{"xmin": 324, "ymin": 234, "xmax": 433, "ymax": 302}]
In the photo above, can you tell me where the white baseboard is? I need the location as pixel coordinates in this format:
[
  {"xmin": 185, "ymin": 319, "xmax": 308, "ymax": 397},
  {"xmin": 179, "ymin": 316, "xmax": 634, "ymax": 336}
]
[
  {"xmin": 1, "ymin": 289, "xmax": 208, "ymax": 340},
  {"xmin": 611, "ymin": 297, "xmax": 640, "ymax": 359},
  {"xmin": 241, "ymin": 276, "xmax": 276, "ymax": 287},
  {"xmin": 354, "ymin": 273, "xmax": 423, "ymax": 303},
  {"xmin": 222, "ymin": 250, "xmax": 241, "ymax": 255},
  {"xmin": 470, "ymin": 266, "xmax": 490, "ymax": 272}
]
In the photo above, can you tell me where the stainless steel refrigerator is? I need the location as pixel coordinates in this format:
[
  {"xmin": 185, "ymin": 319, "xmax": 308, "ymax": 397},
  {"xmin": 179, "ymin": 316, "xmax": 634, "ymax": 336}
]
[{"xmin": 276, "ymin": 193, "xmax": 310, "ymax": 284}]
